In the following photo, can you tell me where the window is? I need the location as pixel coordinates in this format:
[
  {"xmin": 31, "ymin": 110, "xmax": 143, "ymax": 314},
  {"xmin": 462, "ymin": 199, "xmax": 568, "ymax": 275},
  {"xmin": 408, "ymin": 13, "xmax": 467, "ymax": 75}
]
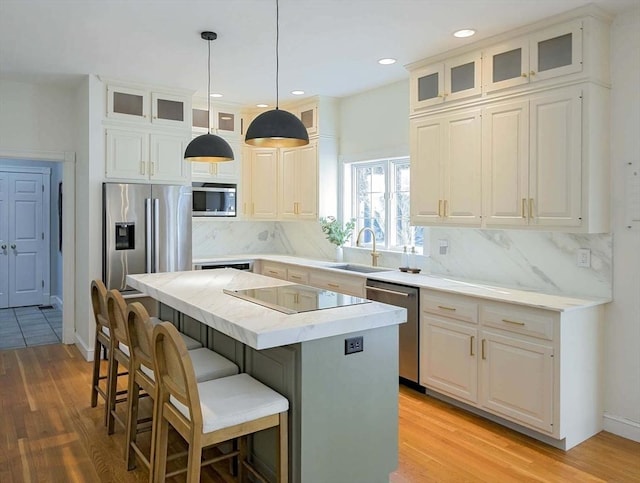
[{"xmin": 344, "ymin": 157, "xmax": 423, "ymax": 251}]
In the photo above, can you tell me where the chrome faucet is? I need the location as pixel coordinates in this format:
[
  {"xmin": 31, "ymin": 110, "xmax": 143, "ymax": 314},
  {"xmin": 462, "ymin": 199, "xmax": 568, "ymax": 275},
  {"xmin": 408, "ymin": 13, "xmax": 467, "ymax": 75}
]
[{"xmin": 356, "ymin": 227, "xmax": 380, "ymax": 267}]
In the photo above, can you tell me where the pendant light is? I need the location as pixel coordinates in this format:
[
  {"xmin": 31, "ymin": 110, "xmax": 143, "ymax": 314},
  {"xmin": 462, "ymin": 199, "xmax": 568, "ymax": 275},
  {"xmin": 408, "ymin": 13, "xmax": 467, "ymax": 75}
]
[
  {"xmin": 184, "ymin": 31, "xmax": 234, "ymax": 162},
  {"xmin": 245, "ymin": 0, "xmax": 309, "ymax": 148}
]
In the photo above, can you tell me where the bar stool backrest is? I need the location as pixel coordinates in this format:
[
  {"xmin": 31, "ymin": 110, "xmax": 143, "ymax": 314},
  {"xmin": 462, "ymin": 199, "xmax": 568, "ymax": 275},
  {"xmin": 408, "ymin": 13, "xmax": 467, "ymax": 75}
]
[
  {"xmin": 90, "ymin": 279, "xmax": 109, "ymax": 333},
  {"xmin": 106, "ymin": 289, "xmax": 129, "ymax": 347},
  {"xmin": 152, "ymin": 322, "xmax": 204, "ymax": 432},
  {"xmin": 125, "ymin": 302, "xmax": 155, "ymax": 374}
]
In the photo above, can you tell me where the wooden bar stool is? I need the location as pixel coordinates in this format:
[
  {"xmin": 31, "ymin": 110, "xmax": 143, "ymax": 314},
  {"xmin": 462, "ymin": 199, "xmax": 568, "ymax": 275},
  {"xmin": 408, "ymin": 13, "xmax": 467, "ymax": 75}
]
[
  {"xmin": 106, "ymin": 289, "xmax": 134, "ymax": 435},
  {"xmin": 124, "ymin": 303, "xmax": 239, "ymax": 477},
  {"xmin": 90, "ymin": 279, "xmax": 112, "ymax": 424},
  {"xmin": 152, "ymin": 322, "xmax": 289, "ymax": 483}
]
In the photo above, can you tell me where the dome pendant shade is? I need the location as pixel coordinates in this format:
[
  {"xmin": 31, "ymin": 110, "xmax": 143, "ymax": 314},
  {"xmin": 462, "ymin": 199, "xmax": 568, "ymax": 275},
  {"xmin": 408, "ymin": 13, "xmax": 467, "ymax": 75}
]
[
  {"xmin": 184, "ymin": 133, "xmax": 234, "ymax": 162},
  {"xmin": 245, "ymin": 109, "xmax": 309, "ymax": 148}
]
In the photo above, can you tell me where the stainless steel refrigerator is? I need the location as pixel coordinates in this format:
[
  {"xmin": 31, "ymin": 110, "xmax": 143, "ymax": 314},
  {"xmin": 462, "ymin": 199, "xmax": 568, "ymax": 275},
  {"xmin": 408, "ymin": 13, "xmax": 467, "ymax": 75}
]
[{"xmin": 102, "ymin": 183, "xmax": 192, "ymax": 293}]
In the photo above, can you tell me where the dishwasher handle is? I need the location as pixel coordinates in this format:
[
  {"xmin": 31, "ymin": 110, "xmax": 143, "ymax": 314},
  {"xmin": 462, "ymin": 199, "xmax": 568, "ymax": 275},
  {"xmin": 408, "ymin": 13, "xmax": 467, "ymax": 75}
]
[{"xmin": 366, "ymin": 286, "xmax": 412, "ymax": 297}]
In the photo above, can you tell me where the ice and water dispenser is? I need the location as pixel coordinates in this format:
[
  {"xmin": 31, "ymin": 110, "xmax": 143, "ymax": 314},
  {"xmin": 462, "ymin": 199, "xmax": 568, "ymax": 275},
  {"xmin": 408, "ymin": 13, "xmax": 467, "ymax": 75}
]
[{"xmin": 114, "ymin": 222, "xmax": 135, "ymax": 250}]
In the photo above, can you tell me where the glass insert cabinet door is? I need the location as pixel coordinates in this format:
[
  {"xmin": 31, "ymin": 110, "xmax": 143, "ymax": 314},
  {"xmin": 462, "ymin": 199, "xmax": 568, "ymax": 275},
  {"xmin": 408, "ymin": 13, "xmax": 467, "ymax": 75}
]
[
  {"xmin": 483, "ymin": 19, "xmax": 583, "ymax": 92},
  {"xmin": 410, "ymin": 52, "xmax": 481, "ymax": 111},
  {"xmin": 151, "ymin": 92, "xmax": 189, "ymax": 128},
  {"xmin": 107, "ymin": 85, "xmax": 150, "ymax": 121}
]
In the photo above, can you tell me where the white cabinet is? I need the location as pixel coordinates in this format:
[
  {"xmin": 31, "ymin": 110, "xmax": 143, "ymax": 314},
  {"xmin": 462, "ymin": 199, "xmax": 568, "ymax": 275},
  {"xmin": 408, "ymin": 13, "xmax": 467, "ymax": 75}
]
[
  {"xmin": 482, "ymin": 86, "xmax": 583, "ymax": 228},
  {"xmin": 410, "ymin": 109, "xmax": 482, "ymax": 226},
  {"xmin": 483, "ymin": 20, "xmax": 583, "ymax": 93},
  {"xmin": 242, "ymin": 147, "xmax": 278, "ymax": 219},
  {"xmin": 241, "ymin": 96, "xmax": 338, "ymax": 221},
  {"xmin": 192, "ymin": 100, "xmax": 242, "ymax": 138},
  {"xmin": 410, "ymin": 52, "xmax": 482, "ymax": 111},
  {"xmin": 423, "ymin": 315, "xmax": 478, "ymax": 404},
  {"xmin": 308, "ymin": 269, "xmax": 365, "ymax": 297},
  {"xmin": 190, "ymin": 138, "xmax": 241, "ymax": 182},
  {"xmin": 107, "ymin": 84, "xmax": 190, "ymax": 128},
  {"xmin": 280, "ymin": 142, "xmax": 318, "ymax": 220},
  {"xmin": 480, "ymin": 331, "xmax": 554, "ymax": 432},
  {"xmin": 421, "ymin": 289, "xmax": 604, "ymax": 449},
  {"xmin": 105, "ymin": 128, "xmax": 189, "ymax": 183}
]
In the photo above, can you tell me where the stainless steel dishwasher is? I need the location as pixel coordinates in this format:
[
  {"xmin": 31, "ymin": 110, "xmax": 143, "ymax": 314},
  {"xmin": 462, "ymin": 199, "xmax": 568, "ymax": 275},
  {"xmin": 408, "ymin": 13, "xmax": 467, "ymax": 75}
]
[{"xmin": 365, "ymin": 279, "xmax": 420, "ymax": 388}]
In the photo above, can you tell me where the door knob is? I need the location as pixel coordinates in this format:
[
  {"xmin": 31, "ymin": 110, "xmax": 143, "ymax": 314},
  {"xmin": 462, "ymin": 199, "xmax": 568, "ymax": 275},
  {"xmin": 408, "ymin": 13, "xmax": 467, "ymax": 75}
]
[{"xmin": 10, "ymin": 244, "xmax": 16, "ymax": 249}]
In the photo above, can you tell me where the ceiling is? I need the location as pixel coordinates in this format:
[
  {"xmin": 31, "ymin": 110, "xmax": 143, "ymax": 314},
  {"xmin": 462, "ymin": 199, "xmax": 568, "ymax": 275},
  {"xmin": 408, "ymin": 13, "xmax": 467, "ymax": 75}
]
[{"xmin": 0, "ymin": 0, "xmax": 636, "ymax": 106}]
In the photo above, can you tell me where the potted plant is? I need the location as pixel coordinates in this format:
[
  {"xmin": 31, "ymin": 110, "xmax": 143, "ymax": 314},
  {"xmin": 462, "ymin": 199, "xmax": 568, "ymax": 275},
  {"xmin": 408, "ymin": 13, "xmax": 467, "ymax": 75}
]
[{"xmin": 319, "ymin": 216, "xmax": 356, "ymax": 261}]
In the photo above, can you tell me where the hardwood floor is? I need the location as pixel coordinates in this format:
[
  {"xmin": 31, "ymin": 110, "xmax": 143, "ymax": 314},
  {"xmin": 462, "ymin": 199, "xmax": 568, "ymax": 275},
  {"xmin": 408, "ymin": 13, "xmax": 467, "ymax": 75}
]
[{"xmin": 1, "ymin": 343, "xmax": 638, "ymax": 483}]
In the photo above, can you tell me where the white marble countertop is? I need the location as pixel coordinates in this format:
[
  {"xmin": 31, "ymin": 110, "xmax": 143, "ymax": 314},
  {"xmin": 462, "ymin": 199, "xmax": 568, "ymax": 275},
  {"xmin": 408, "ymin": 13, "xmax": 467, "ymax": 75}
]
[
  {"xmin": 127, "ymin": 269, "xmax": 406, "ymax": 350},
  {"xmin": 193, "ymin": 254, "xmax": 611, "ymax": 312}
]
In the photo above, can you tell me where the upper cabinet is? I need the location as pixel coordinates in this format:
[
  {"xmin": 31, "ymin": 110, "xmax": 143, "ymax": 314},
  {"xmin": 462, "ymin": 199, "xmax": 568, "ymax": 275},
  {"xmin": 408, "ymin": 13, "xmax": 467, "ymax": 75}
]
[
  {"xmin": 483, "ymin": 20, "xmax": 583, "ymax": 93},
  {"xmin": 407, "ymin": 7, "xmax": 611, "ymax": 233},
  {"xmin": 103, "ymin": 80, "xmax": 193, "ymax": 184},
  {"xmin": 190, "ymin": 99, "xmax": 243, "ymax": 182},
  {"xmin": 410, "ymin": 52, "xmax": 482, "ymax": 111},
  {"xmin": 240, "ymin": 96, "xmax": 339, "ymax": 221},
  {"xmin": 107, "ymin": 83, "xmax": 191, "ymax": 129}
]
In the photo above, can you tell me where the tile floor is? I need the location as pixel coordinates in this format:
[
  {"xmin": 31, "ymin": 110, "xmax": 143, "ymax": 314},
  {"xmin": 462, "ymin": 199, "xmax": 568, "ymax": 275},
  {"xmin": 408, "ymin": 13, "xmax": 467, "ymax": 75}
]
[{"xmin": 0, "ymin": 306, "xmax": 63, "ymax": 350}]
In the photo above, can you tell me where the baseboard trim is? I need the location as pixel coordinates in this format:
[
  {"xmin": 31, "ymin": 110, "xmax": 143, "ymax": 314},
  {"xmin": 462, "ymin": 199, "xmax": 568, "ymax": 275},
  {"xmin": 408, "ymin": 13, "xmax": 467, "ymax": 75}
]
[
  {"xmin": 74, "ymin": 332, "xmax": 94, "ymax": 362},
  {"xmin": 50, "ymin": 295, "xmax": 63, "ymax": 309},
  {"xmin": 603, "ymin": 413, "xmax": 640, "ymax": 443}
]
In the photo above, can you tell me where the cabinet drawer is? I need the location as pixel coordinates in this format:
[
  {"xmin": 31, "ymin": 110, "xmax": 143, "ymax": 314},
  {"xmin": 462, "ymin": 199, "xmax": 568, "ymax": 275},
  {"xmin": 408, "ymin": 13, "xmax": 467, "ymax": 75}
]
[
  {"xmin": 287, "ymin": 268, "xmax": 309, "ymax": 284},
  {"xmin": 309, "ymin": 271, "xmax": 365, "ymax": 297},
  {"xmin": 261, "ymin": 263, "xmax": 287, "ymax": 280},
  {"xmin": 481, "ymin": 304, "xmax": 555, "ymax": 341},
  {"xmin": 422, "ymin": 291, "xmax": 478, "ymax": 324}
]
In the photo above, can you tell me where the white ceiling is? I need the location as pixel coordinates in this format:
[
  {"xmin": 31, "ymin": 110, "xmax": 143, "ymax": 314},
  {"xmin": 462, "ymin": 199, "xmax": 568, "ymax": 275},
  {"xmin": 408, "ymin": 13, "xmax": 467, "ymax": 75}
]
[{"xmin": 0, "ymin": 0, "xmax": 636, "ymax": 106}]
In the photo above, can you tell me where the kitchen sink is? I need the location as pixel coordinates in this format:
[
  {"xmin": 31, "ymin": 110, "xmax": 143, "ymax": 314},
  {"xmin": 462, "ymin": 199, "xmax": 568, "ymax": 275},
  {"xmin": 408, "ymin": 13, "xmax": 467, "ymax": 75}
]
[{"xmin": 332, "ymin": 264, "xmax": 392, "ymax": 274}]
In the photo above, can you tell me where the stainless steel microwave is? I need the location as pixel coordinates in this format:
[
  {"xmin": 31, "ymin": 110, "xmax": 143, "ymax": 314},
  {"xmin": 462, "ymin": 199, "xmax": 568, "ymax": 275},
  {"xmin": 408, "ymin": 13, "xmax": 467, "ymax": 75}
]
[{"xmin": 192, "ymin": 183, "xmax": 236, "ymax": 217}]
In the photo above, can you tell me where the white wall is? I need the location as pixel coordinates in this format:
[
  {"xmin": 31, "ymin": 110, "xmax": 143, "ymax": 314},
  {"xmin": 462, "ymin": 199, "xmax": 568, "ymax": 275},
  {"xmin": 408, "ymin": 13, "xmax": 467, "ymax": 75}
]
[
  {"xmin": 603, "ymin": 7, "xmax": 640, "ymax": 441},
  {"xmin": 339, "ymin": 80, "xmax": 409, "ymax": 163}
]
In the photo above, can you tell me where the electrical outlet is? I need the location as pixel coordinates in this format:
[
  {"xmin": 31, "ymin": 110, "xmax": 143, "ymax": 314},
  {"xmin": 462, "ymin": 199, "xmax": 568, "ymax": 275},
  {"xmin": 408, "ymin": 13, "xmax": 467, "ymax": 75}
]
[
  {"xmin": 439, "ymin": 239, "xmax": 449, "ymax": 255},
  {"xmin": 345, "ymin": 336, "xmax": 364, "ymax": 355},
  {"xmin": 577, "ymin": 248, "xmax": 591, "ymax": 268}
]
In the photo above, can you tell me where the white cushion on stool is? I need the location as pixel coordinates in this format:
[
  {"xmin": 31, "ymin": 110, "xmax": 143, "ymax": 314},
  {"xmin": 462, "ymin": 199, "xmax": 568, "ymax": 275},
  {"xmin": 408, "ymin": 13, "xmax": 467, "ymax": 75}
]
[
  {"xmin": 119, "ymin": 342, "xmax": 130, "ymax": 357},
  {"xmin": 141, "ymin": 348, "xmax": 237, "ymax": 383},
  {"xmin": 180, "ymin": 333, "xmax": 203, "ymax": 350},
  {"xmin": 170, "ymin": 373, "xmax": 289, "ymax": 434},
  {"xmin": 189, "ymin": 348, "xmax": 239, "ymax": 382}
]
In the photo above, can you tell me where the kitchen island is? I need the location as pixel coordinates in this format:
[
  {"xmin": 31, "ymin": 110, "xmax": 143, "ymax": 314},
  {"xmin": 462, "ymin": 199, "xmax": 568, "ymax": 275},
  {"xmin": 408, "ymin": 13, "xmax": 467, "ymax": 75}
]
[{"xmin": 127, "ymin": 269, "xmax": 407, "ymax": 483}]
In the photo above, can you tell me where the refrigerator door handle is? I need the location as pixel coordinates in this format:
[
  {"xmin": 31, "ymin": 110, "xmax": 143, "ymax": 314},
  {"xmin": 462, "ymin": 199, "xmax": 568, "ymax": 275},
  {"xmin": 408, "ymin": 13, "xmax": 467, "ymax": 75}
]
[
  {"xmin": 154, "ymin": 198, "xmax": 160, "ymax": 273},
  {"xmin": 145, "ymin": 198, "xmax": 152, "ymax": 273}
]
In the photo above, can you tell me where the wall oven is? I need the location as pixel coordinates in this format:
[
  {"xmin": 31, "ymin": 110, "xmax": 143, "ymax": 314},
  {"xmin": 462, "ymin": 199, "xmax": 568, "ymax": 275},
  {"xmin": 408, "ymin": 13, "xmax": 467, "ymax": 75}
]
[{"xmin": 192, "ymin": 183, "xmax": 236, "ymax": 217}]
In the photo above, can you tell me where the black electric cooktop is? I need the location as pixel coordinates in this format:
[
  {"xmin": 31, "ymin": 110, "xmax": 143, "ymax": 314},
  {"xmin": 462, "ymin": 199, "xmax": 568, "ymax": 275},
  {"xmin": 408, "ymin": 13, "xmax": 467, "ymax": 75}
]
[{"xmin": 223, "ymin": 284, "xmax": 370, "ymax": 314}]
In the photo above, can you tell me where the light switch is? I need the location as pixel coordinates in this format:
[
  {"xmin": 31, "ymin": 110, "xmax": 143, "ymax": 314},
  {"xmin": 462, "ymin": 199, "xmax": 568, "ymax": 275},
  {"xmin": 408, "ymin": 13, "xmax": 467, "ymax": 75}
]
[{"xmin": 439, "ymin": 239, "xmax": 449, "ymax": 255}]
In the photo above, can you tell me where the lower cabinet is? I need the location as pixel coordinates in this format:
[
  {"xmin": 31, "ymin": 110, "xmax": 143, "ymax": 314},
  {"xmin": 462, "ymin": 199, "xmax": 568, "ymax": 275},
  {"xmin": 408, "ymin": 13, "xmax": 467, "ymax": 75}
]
[
  {"xmin": 257, "ymin": 261, "xmax": 365, "ymax": 297},
  {"xmin": 420, "ymin": 289, "xmax": 602, "ymax": 449}
]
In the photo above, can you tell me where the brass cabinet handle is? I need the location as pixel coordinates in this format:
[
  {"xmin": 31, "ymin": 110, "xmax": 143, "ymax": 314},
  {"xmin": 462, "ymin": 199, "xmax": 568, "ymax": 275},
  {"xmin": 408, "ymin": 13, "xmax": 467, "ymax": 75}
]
[
  {"xmin": 267, "ymin": 270, "xmax": 279, "ymax": 275},
  {"xmin": 522, "ymin": 198, "xmax": 527, "ymax": 218},
  {"xmin": 438, "ymin": 199, "xmax": 442, "ymax": 217},
  {"xmin": 502, "ymin": 318, "xmax": 526, "ymax": 326},
  {"xmin": 150, "ymin": 162, "xmax": 155, "ymax": 176},
  {"xmin": 251, "ymin": 203, "xmax": 255, "ymax": 215},
  {"xmin": 211, "ymin": 164, "xmax": 217, "ymax": 175},
  {"xmin": 140, "ymin": 161, "xmax": 145, "ymax": 175},
  {"xmin": 530, "ymin": 71, "xmax": 536, "ymax": 76},
  {"xmin": 481, "ymin": 339, "xmax": 486, "ymax": 360},
  {"xmin": 470, "ymin": 336, "xmax": 475, "ymax": 356},
  {"xmin": 290, "ymin": 275, "xmax": 302, "ymax": 280},
  {"xmin": 444, "ymin": 199, "xmax": 448, "ymax": 217},
  {"xmin": 328, "ymin": 283, "xmax": 340, "ymax": 289},
  {"xmin": 437, "ymin": 305, "xmax": 456, "ymax": 311},
  {"xmin": 521, "ymin": 73, "xmax": 528, "ymax": 78},
  {"xmin": 529, "ymin": 198, "xmax": 534, "ymax": 219}
]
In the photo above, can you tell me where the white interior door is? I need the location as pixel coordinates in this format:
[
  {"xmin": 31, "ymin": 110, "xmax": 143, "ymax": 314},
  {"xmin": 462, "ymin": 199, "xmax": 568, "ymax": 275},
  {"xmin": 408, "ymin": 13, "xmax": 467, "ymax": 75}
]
[
  {"xmin": 0, "ymin": 173, "xmax": 8, "ymax": 308},
  {"xmin": 8, "ymin": 172, "xmax": 45, "ymax": 307}
]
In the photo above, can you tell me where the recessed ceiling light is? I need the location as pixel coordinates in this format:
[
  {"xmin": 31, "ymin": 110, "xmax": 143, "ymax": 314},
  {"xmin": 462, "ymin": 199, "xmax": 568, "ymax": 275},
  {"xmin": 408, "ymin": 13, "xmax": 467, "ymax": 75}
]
[
  {"xmin": 378, "ymin": 58, "xmax": 397, "ymax": 65},
  {"xmin": 453, "ymin": 29, "xmax": 475, "ymax": 38},
  {"xmin": 291, "ymin": 90, "xmax": 305, "ymax": 95},
  {"xmin": 256, "ymin": 103, "xmax": 269, "ymax": 108},
  {"xmin": 210, "ymin": 93, "xmax": 223, "ymax": 98}
]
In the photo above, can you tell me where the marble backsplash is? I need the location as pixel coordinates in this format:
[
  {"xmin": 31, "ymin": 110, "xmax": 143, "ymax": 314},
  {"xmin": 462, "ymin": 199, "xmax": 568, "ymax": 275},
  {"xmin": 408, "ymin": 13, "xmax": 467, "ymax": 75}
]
[{"xmin": 192, "ymin": 219, "xmax": 612, "ymax": 299}]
